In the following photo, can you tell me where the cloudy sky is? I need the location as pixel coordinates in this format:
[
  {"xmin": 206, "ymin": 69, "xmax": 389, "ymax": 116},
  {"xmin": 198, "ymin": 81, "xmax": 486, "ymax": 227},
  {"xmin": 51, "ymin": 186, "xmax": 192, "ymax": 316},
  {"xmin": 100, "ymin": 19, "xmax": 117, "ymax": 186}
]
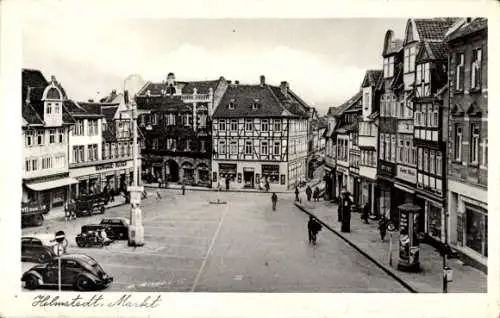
[{"xmin": 23, "ymin": 18, "xmax": 406, "ymax": 114}]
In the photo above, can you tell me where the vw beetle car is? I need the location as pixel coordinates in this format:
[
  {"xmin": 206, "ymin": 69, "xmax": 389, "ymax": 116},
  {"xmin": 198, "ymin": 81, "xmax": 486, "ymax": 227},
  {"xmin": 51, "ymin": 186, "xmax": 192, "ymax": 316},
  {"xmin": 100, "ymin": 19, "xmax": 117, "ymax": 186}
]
[
  {"xmin": 21, "ymin": 254, "xmax": 113, "ymax": 291},
  {"xmin": 99, "ymin": 217, "xmax": 129, "ymax": 240},
  {"xmin": 21, "ymin": 234, "xmax": 60, "ymax": 263}
]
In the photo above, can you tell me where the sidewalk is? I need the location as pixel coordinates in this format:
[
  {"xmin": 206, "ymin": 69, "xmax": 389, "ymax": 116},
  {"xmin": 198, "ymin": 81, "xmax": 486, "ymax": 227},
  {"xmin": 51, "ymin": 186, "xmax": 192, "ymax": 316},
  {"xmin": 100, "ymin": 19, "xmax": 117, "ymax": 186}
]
[
  {"xmin": 295, "ymin": 199, "xmax": 487, "ymax": 293},
  {"xmin": 142, "ymin": 182, "xmax": 294, "ymax": 194},
  {"xmin": 44, "ymin": 196, "xmax": 128, "ymax": 221}
]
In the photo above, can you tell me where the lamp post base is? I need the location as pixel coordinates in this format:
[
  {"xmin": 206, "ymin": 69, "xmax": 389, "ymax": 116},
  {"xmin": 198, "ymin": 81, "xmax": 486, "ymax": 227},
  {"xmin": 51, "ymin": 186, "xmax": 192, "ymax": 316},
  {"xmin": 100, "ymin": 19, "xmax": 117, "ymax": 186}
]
[{"xmin": 128, "ymin": 225, "xmax": 144, "ymax": 247}]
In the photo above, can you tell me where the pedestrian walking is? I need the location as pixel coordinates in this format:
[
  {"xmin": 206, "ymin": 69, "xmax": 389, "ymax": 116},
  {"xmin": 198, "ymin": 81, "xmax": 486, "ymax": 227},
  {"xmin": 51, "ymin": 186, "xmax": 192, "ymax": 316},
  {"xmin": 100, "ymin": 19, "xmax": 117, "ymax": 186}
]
[
  {"xmin": 340, "ymin": 191, "xmax": 352, "ymax": 233},
  {"xmin": 307, "ymin": 216, "xmax": 322, "ymax": 245},
  {"xmin": 362, "ymin": 202, "xmax": 370, "ymax": 224},
  {"xmin": 313, "ymin": 187, "xmax": 320, "ymax": 202},
  {"xmin": 156, "ymin": 190, "xmax": 162, "ymax": 200},
  {"xmin": 305, "ymin": 186, "xmax": 312, "ymax": 202},
  {"xmin": 378, "ymin": 216, "xmax": 388, "ymax": 241},
  {"xmin": 295, "ymin": 186, "xmax": 300, "ymax": 202},
  {"xmin": 271, "ymin": 192, "xmax": 278, "ymax": 211},
  {"xmin": 182, "ymin": 183, "xmax": 186, "ymax": 195},
  {"xmin": 158, "ymin": 177, "xmax": 162, "ymax": 189},
  {"xmin": 265, "ymin": 180, "xmax": 270, "ymax": 192},
  {"xmin": 225, "ymin": 177, "xmax": 230, "ymax": 191}
]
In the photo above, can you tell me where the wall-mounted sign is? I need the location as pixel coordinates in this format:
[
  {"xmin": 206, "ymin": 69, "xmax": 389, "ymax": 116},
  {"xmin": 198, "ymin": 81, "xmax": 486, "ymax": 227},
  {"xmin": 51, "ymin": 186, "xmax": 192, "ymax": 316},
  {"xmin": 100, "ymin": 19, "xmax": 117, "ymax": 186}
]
[
  {"xmin": 95, "ymin": 161, "xmax": 128, "ymax": 171},
  {"xmin": 379, "ymin": 162, "xmax": 395, "ymax": 176},
  {"xmin": 115, "ymin": 161, "xmax": 127, "ymax": 168},
  {"xmin": 396, "ymin": 165, "xmax": 417, "ymax": 184},
  {"xmin": 337, "ymin": 166, "xmax": 349, "ymax": 175}
]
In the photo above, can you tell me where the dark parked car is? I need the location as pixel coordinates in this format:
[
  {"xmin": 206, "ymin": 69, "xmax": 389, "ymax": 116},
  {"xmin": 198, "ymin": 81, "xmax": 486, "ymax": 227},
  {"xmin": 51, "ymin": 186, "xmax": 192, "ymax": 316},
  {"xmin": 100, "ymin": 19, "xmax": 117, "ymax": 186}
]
[
  {"xmin": 21, "ymin": 234, "xmax": 60, "ymax": 263},
  {"xmin": 100, "ymin": 217, "xmax": 129, "ymax": 240},
  {"xmin": 22, "ymin": 254, "xmax": 113, "ymax": 291},
  {"xmin": 75, "ymin": 224, "xmax": 113, "ymax": 248}
]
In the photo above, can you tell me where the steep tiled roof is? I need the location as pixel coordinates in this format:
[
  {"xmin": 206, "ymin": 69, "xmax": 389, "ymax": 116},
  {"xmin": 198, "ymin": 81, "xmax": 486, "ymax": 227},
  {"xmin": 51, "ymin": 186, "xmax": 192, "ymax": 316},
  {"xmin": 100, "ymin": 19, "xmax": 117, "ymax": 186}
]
[
  {"xmin": 332, "ymin": 91, "xmax": 362, "ymax": 118},
  {"xmin": 388, "ymin": 39, "xmax": 403, "ymax": 54},
  {"xmin": 427, "ymin": 42, "xmax": 448, "ymax": 60},
  {"xmin": 76, "ymin": 102, "xmax": 110, "ymax": 118},
  {"xmin": 362, "ymin": 70, "xmax": 383, "ymax": 88},
  {"xmin": 414, "ymin": 18, "xmax": 460, "ymax": 42},
  {"xmin": 213, "ymin": 84, "xmax": 293, "ymax": 118},
  {"xmin": 101, "ymin": 106, "xmax": 119, "ymax": 122},
  {"xmin": 182, "ymin": 80, "xmax": 219, "ymax": 94},
  {"xmin": 269, "ymin": 86, "xmax": 309, "ymax": 118},
  {"xmin": 22, "ymin": 103, "xmax": 44, "ymax": 125},
  {"xmin": 446, "ymin": 18, "xmax": 487, "ymax": 42},
  {"xmin": 136, "ymin": 95, "xmax": 192, "ymax": 112},
  {"xmin": 22, "ymin": 69, "xmax": 48, "ymax": 103}
]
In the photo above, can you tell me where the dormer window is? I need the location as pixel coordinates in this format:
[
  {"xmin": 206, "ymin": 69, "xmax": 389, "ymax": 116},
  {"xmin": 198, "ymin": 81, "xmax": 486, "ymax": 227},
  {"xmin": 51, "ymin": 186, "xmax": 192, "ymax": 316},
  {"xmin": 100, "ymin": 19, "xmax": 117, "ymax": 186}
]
[
  {"xmin": 47, "ymin": 103, "xmax": 52, "ymax": 114},
  {"xmin": 55, "ymin": 103, "xmax": 60, "ymax": 113},
  {"xmin": 228, "ymin": 102, "xmax": 234, "ymax": 110},
  {"xmin": 252, "ymin": 103, "xmax": 259, "ymax": 110}
]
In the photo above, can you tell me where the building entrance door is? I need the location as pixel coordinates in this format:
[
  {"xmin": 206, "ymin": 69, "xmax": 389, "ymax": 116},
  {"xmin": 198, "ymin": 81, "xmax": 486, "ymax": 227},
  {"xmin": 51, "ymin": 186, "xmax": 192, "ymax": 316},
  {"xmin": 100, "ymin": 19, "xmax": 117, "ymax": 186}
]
[
  {"xmin": 243, "ymin": 170, "xmax": 254, "ymax": 188},
  {"xmin": 168, "ymin": 160, "xmax": 179, "ymax": 182}
]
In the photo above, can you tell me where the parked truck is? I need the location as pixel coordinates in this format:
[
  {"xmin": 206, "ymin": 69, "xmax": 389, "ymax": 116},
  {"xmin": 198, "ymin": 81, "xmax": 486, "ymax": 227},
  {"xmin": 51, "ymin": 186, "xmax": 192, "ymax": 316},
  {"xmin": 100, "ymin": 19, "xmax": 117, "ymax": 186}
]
[{"xmin": 21, "ymin": 202, "xmax": 49, "ymax": 227}]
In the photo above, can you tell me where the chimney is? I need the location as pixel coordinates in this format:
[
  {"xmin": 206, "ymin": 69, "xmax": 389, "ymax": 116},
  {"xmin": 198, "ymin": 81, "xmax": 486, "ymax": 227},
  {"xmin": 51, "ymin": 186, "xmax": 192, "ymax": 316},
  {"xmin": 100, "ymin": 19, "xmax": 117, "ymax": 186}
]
[
  {"xmin": 260, "ymin": 75, "xmax": 265, "ymax": 87},
  {"xmin": 280, "ymin": 81, "xmax": 289, "ymax": 95},
  {"xmin": 234, "ymin": 80, "xmax": 240, "ymax": 85},
  {"xmin": 50, "ymin": 75, "xmax": 56, "ymax": 83}
]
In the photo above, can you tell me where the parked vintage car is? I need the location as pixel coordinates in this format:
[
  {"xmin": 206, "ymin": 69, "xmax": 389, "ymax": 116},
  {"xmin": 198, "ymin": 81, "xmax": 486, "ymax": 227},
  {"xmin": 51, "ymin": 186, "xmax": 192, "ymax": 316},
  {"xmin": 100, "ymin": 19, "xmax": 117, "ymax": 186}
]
[
  {"xmin": 74, "ymin": 193, "xmax": 106, "ymax": 217},
  {"xmin": 99, "ymin": 217, "xmax": 129, "ymax": 240},
  {"xmin": 75, "ymin": 225, "xmax": 113, "ymax": 248},
  {"xmin": 21, "ymin": 202, "xmax": 49, "ymax": 228},
  {"xmin": 22, "ymin": 254, "xmax": 113, "ymax": 291},
  {"xmin": 21, "ymin": 234, "xmax": 61, "ymax": 263}
]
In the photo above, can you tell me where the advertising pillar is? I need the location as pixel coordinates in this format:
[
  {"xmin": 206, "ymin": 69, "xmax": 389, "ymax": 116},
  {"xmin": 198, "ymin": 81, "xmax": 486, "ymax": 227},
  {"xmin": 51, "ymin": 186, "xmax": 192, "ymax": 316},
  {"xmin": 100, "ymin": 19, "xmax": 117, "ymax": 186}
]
[{"xmin": 397, "ymin": 202, "xmax": 421, "ymax": 272}]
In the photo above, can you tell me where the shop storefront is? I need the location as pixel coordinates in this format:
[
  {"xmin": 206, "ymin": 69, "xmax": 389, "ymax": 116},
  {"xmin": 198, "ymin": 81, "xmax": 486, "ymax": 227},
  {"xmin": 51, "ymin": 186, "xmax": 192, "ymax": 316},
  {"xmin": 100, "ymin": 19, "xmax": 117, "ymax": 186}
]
[
  {"xmin": 217, "ymin": 163, "xmax": 237, "ymax": 182},
  {"xmin": 197, "ymin": 163, "xmax": 210, "ymax": 186},
  {"xmin": 23, "ymin": 174, "xmax": 78, "ymax": 209},
  {"xmin": 464, "ymin": 205, "xmax": 487, "ymax": 258},
  {"xmin": 261, "ymin": 164, "xmax": 280, "ymax": 184},
  {"xmin": 336, "ymin": 165, "xmax": 349, "ymax": 195}
]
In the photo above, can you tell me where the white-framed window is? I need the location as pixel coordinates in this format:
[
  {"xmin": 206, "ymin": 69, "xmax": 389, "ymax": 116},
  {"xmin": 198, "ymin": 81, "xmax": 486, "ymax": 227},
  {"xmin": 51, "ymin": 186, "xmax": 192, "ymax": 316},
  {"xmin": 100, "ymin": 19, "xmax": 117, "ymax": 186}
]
[
  {"xmin": 398, "ymin": 139, "xmax": 404, "ymax": 163},
  {"xmin": 262, "ymin": 119, "xmax": 269, "ymax": 132},
  {"xmin": 385, "ymin": 134, "xmax": 390, "ymax": 160},
  {"xmin": 415, "ymin": 104, "xmax": 421, "ymax": 126},
  {"xmin": 430, "ymin": 150, "xmax": 435, "ymax": 174},
  {"xmin": 25, "ymin": 130, "xmax": 34, "ymax": 147},
  {"xmin": 104, "ymin": 143, "xmax": 109, "ymax": 159},
  {"xmin": 41, "ymin": 156, "xmax": 53, "ymax": 170},
  {"xmin": 36, "ymin": 130, "xmax": 44, "ymax": 145},
  {"xmin": 433, "ymin": 105, "xmax": 439, "ymax": 128},
  {"xmin": 200, "ymin": 140, "xmax": 206, "ymax": 152},
  {"xmin": 480, "ymin": 138, "xmax": 488, "ymax": 169},
  {"xmin": 423, "ymin": 149, "xmax": 429, "ymax": 172},
  {"xmin": 383, "ymin": 56, "xmax": 394, "ymax": 78},
  {"xmin": 379, "ymin": 134, "xmax": 385, "ymax": 160},
  {"xmin": 404, "ymin": 46, "xmax": 416, "ymax": 73},
  {"xmin": 455, "ymin": 124, "xmax": 463, "ymax": 161},
  {"xmin": 261, "ymin": 141, "xmax": 268, "ymax": 155},
  {"xmin": 245, "ymin": 119, "xmax": 253, "ymax": 131},
  {"xmin": 74, "ymin": 120, "xmax": 84, "ymax": 136},
  {"xmin": 167, "ymin": 113, "xmax": 176, "ymax": 126},
  {"xmin": 230, "ymin": 119, "xmax": 238, "ymax": 131},
  {"xmin": 418, "ymin": 148, "xmax": 423, "ymax": 170},
  {"xmin": 185, "ymin": 139, "xmax": 191, "ymax": 151},
  {"xmin": 218, "ymin": 140, "xmax": 226, "ymax": 154},
  {"xmin": 391, "ymin": 135, "xmax": 396, "ymax": 162},
  {"xmin": 456, "ymin": 52, "xmax": 465, "ymax": 91},
  {"xmin": 25, "ymin": 159, "xmax": 31, "ymax": 172},
  {"xmin": 471, "ymin": 48, "xmax": 482, "ymax": 89},
  {"xmin": 228, "ymin": 102, "xmax": 234, "ymax": 110},
  {"xmin": 412, "ymin": 146, "xmax": 417, "ymax": 166},
  {"xmin": 274, "ymin": 141, "xmax": 280, "ymax": 155},
  {"xmin": 274, "ymin": 119, "xmax": 281, "ymax": 131},
  {"xmin": 245, "ymin": 141, "xmax": 252, "ymax": 154},
  {"xmin": 471, "ymin": 123, "xmax": 480, "ymax": 165},
  {"xmin": 58, "ymin": 128, "xmax": 64, "ymax": 143},
  {"xmin": 183, "ymin": 114, "xmax": 192, "ymax": 127},
  {"xmin": 436, "ymin": 152, "xmax": 442, "ymax": 176},
  {"xmin": 230, "ymin": 141, "xmax": 237, "ymax": 154},
  {"xmin": 47, "ymin": 103, "xmax": 52, "ymax": 114},
  {"xmin": 49, "ymin": 129, "xmax": 56, "ymax": 144},
  {"xmin": 219, "ymin": 119, "xmax": 226, "ymax": 131}
]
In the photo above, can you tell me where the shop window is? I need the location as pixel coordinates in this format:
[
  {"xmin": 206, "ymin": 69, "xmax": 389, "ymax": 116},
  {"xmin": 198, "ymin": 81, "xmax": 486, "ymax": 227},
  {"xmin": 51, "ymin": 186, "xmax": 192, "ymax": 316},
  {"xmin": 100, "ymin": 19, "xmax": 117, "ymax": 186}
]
[
  {"xmin": 428, "ymin": 204, "xmax": 442, "ymax": 238},
  {"xmin": 465, "ymin": 206, "xmax": 487, "ymax": 257}
]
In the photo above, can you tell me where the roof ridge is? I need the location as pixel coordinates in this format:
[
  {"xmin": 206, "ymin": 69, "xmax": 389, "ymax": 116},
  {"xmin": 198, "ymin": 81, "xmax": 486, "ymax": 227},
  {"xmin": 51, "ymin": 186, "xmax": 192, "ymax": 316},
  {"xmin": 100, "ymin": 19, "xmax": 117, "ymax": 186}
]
[{"xmin": 266, "ymin": 85, "xmax": 292, "ymax": 116}]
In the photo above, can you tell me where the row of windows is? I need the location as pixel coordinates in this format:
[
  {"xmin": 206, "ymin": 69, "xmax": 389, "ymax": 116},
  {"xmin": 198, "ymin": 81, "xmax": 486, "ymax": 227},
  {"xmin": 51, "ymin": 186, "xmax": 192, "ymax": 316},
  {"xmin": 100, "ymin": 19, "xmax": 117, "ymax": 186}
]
[
  {"xmin": 417, "ymin": 148, "xmax": 443, "ymax": 176},
  {"xmin": 360, "ymin": 150, "xmax": 377, "ymax": 167},
  {"xmin": 25, "ymin": 129, "xmax": 65, "ymax": 147},
  {"xmin": 455, "ymin": 48, "xmax": 483, "ymax": 91},
  {"xmin": 349, "ymin": 153, "xmax": 360, "ymax": 168},
  {"xmin": 454, "ymin": 123, "xmax": 488, "ymax": 167},
  {"xmin": 149, "ymin": 138, "xmax": 205, "ymax": 152},
  {"xmin": 396, "ymin": 135, "xmax": 417, "ymax": 166},
  {"xmin": 383, "ymin": 56, "xmax": 395, "ymax": 78},
  {"xmin": 218, "ymin": 119, "xmax": 283, "ymax": 132},
  {"xmin": 103, "ymin": 142, "xmax": 136, "ymax": 160},
  {"xmin": 73, "ymin": 119, "xmax": 99, "ymax": 137},
  {"xmin": 46, "ymin": 102, "xmax": 61, "ymax": 115},
  {"xmin": 379, "ymin": 133, "xmax": 396, "ymax": 163},
  {"xmin": 415, "ymin": 103, "xmax": 439, "ymax": 128},
  {"xmin": 72, "ymin": 144, "xmax": 99, "ymax": 163},
  {"xmin": 25, "ymin": 154, "xmax": 65, "ymax": 172},
  {"xmin": 337, "ymin": 138, "xmax": 349, "ymax": 161},
  {"xmin": 380, "ymin": 95, "xmax": 413, "ymax": 119},
  {"xmin": 218, "ymin": 140, "xmax": 282, "ymax": 156},
  {"xmin": 141, "ymin": 113, "xmax": 208, "ymax": 128},
  {"xmin": 116, "ymin": 121, "xmax": 131, "ymax": 139},
  {"xmin": 359, "ymin": 122, "xmax": 373, "ymax": 136}
]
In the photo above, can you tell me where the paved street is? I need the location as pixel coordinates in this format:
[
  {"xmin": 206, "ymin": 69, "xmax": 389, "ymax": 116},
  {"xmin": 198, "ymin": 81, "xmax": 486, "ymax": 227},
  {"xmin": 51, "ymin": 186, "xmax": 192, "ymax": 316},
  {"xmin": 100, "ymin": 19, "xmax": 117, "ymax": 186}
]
[{"xmin": 22, "ymin": 189, "xmax": 408, "ymax": 292}]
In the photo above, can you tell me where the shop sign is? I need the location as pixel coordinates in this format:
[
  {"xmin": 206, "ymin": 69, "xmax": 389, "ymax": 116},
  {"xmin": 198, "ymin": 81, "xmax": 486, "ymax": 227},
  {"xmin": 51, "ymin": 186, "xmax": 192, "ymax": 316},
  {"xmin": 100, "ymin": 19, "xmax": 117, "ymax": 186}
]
[
  {"xmin": 262, "ymin": 164, "xmax": 279, "ymax": 174},
  {"xmin": 379, "ymin": 162, "xmax": 395, "ymax": 176},
  {"xmin": 115, "ymin": 161, "xmax": 127, "ymax": 168},
  {"xmin": 396, "ymin": 165, "xmax": 416, "ymax": 184},
  {"xmin": 219, "ymin": 163, "xmax": 237, "ymax": 172},
  {"xmin": 336, "ymin": 166, "xmax": 349, "ymax": 175},
  {"xmin": 95, "ymin": 163, "xmax": 115, "ymax": 171}
]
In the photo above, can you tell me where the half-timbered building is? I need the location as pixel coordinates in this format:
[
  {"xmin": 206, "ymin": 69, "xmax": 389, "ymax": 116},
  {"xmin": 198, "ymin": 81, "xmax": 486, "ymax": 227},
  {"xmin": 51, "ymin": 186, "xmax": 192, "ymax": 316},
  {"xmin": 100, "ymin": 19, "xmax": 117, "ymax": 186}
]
[
  {"xmin": 445, "ymin": 18, "xmax": 488, "ymax": 271},
  {"xmin": 212, "ymin": 76, "xmax": 309, "ymax": 191},
  {"xmin": 359, "ymin": 70, "xmax": 383, "ymax": 218},
  {"xmin": 135, "ymin": 73, "xmax": 228, "ymax": 187}
]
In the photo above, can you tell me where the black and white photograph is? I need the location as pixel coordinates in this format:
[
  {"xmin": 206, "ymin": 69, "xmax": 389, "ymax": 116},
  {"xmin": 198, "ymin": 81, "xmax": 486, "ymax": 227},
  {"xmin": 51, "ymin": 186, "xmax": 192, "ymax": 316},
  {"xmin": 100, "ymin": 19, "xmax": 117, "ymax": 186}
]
[{"xmin": 1, "ymin": 1, "xmax": 497, "ymax": 317}]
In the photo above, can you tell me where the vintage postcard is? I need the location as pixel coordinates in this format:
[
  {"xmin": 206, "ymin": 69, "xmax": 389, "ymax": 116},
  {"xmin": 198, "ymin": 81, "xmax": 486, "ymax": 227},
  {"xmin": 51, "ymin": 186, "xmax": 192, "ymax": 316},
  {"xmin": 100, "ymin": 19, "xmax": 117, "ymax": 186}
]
[{"xmin": 0, "ymin": 0, "xmax": 497, "ymax": 317}]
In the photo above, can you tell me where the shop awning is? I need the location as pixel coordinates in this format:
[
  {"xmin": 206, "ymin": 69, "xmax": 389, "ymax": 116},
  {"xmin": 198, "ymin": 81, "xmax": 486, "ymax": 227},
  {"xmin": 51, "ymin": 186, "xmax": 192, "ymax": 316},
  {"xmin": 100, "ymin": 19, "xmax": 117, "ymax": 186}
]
[{"xmin": 26, "ymin": 177, "xmax": 78, "ymax": 191}]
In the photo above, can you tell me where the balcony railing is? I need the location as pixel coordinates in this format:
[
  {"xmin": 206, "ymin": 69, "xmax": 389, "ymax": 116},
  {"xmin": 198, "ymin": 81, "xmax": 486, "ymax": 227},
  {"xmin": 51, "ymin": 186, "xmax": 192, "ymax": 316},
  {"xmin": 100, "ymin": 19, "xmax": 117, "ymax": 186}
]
[{"xmin": 181, "ymin": 94, "xmax": 210, "ymax": 101}]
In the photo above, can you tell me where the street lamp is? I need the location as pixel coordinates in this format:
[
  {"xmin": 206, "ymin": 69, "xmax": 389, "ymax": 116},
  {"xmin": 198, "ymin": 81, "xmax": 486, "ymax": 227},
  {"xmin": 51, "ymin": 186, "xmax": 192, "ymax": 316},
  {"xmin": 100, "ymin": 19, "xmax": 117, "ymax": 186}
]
[{"xmin": 124, "ymin": 91, "xmax": 144, "ymax": 246}]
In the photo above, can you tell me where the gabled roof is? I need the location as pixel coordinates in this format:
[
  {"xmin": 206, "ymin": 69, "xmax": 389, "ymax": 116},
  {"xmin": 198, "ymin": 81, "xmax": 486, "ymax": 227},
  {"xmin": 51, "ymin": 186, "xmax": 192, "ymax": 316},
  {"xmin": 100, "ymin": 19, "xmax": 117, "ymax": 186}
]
[
  {"xmin": 136, "ymin": 95, "xmax": 192, "ymax": 113},
  {"xmin": 446, "ymin": 18, "xmax": 487, "ymax": 42},
  {"xmin": 101, "ymin": 105, "xmax": 119, "ymax": 122},
  {"xmin": 361, "ymin": 70, "xmax": 383, "ymax": 88},
  {"xmin": 137, "ymin": 77, "xmax": 222, "ymax": 96},
  {"xmin": 213, "ymin": 84, "xmax": 296, "ymax": 118},
  {"xmin": 417, "ymin": 41, "xmax": 448, "ymax": 62},
  {"xmin": 22, "ymin": 69, "xmax": 48, "ymax": 103},
  {"xmin": 22, "ymin": 103, "xmax": 44, "ymax": 126},
  {"xmin": 334, "ymin": 91, "xmax": 362, "ymax": 118},
  {"xmin": 268, "ymin": 86, "xmax": 309, "ymax": 118},
  {"xmin": 413, "ymin": 18, "xmax": 460, "ymax": 42}
]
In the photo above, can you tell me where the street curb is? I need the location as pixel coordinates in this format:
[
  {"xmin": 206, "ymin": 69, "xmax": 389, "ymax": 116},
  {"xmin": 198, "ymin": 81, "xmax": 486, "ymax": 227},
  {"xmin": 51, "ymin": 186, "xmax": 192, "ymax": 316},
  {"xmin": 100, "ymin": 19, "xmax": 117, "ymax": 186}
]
[
  {"xmin": 142, "ymin": 185, "xmax": 293, "ymax": 194},
  {"xmin": 294, "ymin": 202, "xmax": 418, "ymax": 293}
]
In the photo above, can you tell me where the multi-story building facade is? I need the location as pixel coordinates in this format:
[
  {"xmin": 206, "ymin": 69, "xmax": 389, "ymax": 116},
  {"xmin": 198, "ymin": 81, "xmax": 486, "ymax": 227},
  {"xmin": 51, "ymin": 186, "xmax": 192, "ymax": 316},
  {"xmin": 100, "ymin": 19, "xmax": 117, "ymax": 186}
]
[
  {"xmin": 22, "ymin": 69, "xmax": 76, "ymax": 209},
  {"xmin": 212, "ymin": 76, "xmax": 309, "ymax": 191},
  {"xmin": 346, "ymin": 98, "xmax": 362, "ymax": 206},
  {"xmin": 135, "ymin": 73, "xmax": 228, "ymax": 186},
  {"xmin": 412, "ymin": 39, "xmax": 449, "ymax": 245},
  {"xmin": 334, "ymin": 91, "xmax": 362, "ymax": 202},
  {"xmin": 377, "ymin": 29, "xmax": 403, "ymax": 223},
  {"xmin": 359, "ymin": 70, "xmax": 383, "ymax": 218},
  {"xmin": 445, "ymin": 18, "xmax": 488, "ymax": 271}
]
